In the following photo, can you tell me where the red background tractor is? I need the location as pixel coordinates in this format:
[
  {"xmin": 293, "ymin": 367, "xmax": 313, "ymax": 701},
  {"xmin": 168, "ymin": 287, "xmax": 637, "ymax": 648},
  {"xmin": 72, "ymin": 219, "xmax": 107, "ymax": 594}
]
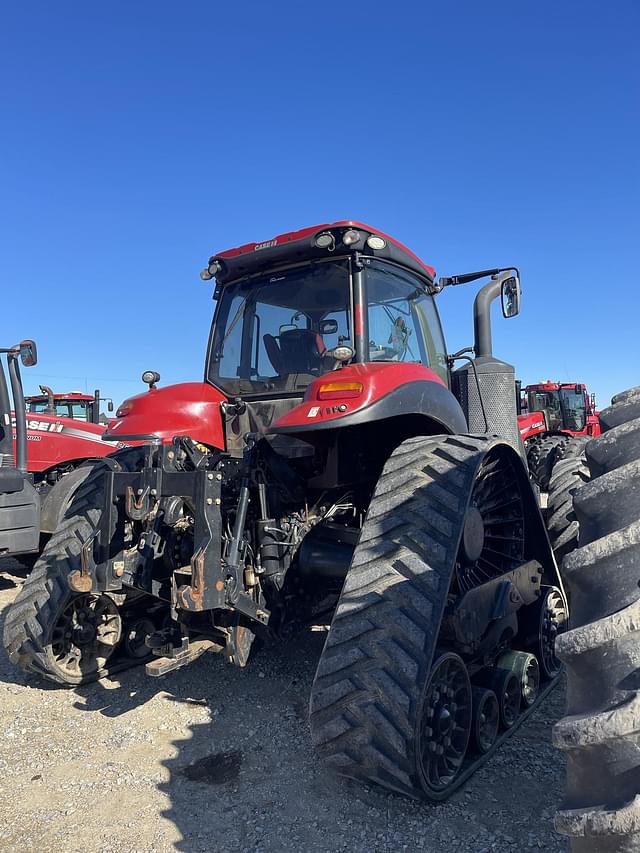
[{"xmin": 518, "ymin": 380, "xmax": 601, "ymax": 489}]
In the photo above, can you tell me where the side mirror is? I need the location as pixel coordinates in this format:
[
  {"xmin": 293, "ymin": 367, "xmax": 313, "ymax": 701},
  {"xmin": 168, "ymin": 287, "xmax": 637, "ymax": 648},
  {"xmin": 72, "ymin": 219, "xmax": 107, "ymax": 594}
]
[
  {"xmin": 19, "ymin": 339, "xmax": 37, "ymax": 367},
  {"xmin": 108, "ymin": 401, "xmax": 114, "ymax": 412},
  {"xmin": 501, "ymin": 276, "xmax": 521, "ymax": 318},
  {"xmin": 319, "ymin": 319, "xmax": 339, "ymax": 335}
]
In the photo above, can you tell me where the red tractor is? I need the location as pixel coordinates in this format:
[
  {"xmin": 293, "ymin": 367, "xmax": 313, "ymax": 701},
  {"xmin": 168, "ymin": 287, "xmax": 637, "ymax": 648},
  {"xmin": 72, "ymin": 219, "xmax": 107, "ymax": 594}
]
[
  {"xmin": 4, "ymin": 221, "xmax": 567, "ymax": 801},
  {"xmin": 518, "ymin": 380, "xmax": 601, "ymax": 490},
  {"xmin": 2, "ymin": 372, "xmax": 123, "ymax": 561}
]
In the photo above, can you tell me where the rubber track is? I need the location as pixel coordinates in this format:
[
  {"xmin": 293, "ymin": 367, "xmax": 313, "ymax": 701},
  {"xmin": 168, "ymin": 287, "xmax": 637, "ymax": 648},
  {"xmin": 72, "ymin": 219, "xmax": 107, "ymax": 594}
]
[
  {"xmin": 527, "ymin": 434, "xmax": 570, "ymax": 491},
  {"xmin": 309, "ymin": 434, "xmax": 558, "ymax": 801},
  {"xmin": 3, "ymin": 449, "xmax": 145, "ymax": 686},
  {"xmin": 553, "ymin": 393, "xmax": 640, "ymax": 851},
  {"xmin": 546, "ymin": 439, "xmax": 590, "ymax": 562}
]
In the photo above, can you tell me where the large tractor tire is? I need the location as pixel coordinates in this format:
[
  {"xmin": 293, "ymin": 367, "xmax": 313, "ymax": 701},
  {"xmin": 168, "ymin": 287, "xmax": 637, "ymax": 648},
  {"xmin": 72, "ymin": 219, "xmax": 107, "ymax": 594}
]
[
  {"xmin": 554, "ymin": 388, "xmax": 640, "ymax": 852},
  {"xmin": 3, "ymin": 448, "xmax": 163, "ymax": 686},
  {"xmin": 310, "ymin": 434, "xmax": 561, "ymax": 801},
  {"xmin": 546, "ymin": 437, "xmax": 590, "ymax": 562},
  {"xmin": 527, "ymin": 434, "xmax": 570, "ymax": 491}
]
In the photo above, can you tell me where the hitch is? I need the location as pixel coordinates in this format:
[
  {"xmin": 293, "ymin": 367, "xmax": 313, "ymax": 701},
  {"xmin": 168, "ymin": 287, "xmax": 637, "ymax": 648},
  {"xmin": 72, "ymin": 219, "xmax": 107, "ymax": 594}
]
[{"xmin": 145, "ymin": 636, "xmax": 222, "ymax": 677}]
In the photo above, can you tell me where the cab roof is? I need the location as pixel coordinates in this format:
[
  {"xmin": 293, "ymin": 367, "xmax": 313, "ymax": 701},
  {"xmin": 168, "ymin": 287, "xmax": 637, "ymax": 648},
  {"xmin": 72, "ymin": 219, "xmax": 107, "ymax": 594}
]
[
  {"xmin": 209, "ymin": 221, "xmax": 436, "ymax": 285},
  {"xmin": 26, "ymin": 392, "xmax": 94, "ymax": 402}
]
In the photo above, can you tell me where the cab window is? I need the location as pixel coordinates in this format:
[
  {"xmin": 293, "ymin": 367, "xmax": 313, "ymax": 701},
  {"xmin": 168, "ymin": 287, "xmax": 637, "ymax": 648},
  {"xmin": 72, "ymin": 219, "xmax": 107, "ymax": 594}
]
[{"xmin": 364, "ymin": 260, "xmax": 448, "ymax": 383}]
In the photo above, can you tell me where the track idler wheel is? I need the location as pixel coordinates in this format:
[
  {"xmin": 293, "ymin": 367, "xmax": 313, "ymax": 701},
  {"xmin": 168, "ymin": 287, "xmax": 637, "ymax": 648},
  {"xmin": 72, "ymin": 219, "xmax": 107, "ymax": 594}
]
[
  {"xmin": 479, "ymin": 667, "xmax": 521, "ymax": 729},
  {"xmin": 470, "ymin": 687, "xmax": 499, "ymax": 754},
  {"xmin": 498, "ymin": 651, "xmax": 540, "ymax": 708},
  {"xmin": 419, "ymin": 653, "xmax": 472, "ymax": 793},
  {"xmin": 522, "ymin": 586, "xmax": 567, "ymax": 679}
]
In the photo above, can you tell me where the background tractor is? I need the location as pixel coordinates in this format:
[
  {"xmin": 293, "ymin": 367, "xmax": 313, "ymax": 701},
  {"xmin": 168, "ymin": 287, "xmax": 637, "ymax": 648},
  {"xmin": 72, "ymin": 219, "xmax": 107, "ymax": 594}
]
[
  {"xmin": 518, "ymin": 380, "xmax": 601, "ymax": 491},
  {"xmin": 4, "ymin": 221, "xmax": 567, "ymax": 801},
  {"xmin": 2, "ymin": 365, "xmax": 123, "ymax": 563}
]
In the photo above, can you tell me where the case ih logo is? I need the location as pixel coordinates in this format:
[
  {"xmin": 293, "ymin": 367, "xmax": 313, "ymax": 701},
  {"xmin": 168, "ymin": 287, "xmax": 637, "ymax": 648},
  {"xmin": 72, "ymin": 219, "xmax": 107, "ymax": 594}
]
[
  {"xmin": 11, "ymin": 417, "xmax": 64, "ymax": 433},
  {"xmin": 519, "ymin": 419, "xmax": 545, "ymax": 436},
  {"xmin": 255, "ymin": 239, "xmax": 277, "ymax": 251}
]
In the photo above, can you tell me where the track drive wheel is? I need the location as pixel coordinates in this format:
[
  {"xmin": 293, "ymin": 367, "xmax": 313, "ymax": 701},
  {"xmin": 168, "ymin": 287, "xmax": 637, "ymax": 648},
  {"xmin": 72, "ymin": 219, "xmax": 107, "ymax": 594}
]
[
  {"xmin": 3, "ymin": 448, "xmax": 144, "ymax": 686},
  {"xmin": 554, "ymin": 387, "xmax": 640, "ymax": 851},
  {"xmin": 309, "ymin": 434, "xmax": 530, "ymax": 800}
]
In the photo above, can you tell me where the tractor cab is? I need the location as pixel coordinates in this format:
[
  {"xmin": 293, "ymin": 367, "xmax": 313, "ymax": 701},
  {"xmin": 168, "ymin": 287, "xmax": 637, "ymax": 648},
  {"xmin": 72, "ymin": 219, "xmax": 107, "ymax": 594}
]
[
  {"xmin": 206, "ymin": 232, "xmax": 449, "ymax": 405},
  {"xmin": 527, "ymin": 382, "xmax": 589, "ymax": 433},
  {"xmin": 25, "ymin": 387, "xmax": 113, "ymax": 424}
]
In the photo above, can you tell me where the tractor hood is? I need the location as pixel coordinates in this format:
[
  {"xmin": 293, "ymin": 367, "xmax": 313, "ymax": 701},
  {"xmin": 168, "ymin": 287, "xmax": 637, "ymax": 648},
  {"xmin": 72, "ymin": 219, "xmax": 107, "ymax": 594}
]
[{"xmin": 104, "ymin": 382, "xmax": 227, "ymax": 449}]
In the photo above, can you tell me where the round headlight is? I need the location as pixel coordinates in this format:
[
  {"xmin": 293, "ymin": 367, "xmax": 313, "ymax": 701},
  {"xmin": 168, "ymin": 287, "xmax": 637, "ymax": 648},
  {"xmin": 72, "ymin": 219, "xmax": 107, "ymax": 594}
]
[
  {"xmin": 200, "ymin": 268, "xmax": 213, "ymax": 281},
  {"xmin": 366, "ymin": 235, "xmax": 386, "ymax": 250},
  {"xmin": 332, "ymin": 345, "xmax": 355, "ymax": 363},
  {"xmin": 142, "ymin": 370, "xmax": 161, "ymax": 388},
  {"xmin": 314, "ymin": 232, "xmax": 335, "ymax": 250},
  {"xmin": 207, "ymin": 260, "xmax": 222, "ymax": 277},
  {"xmin": 342, "ymin": 229, "xmax": 361, "ymax": 246}
]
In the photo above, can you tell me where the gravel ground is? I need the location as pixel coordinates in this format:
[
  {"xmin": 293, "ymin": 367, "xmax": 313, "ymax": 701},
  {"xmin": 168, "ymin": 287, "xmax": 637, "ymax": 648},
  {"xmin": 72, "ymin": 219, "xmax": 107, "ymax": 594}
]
[{"xmin": 0, "ymin": 557, "xmax": 567, "ymax": 853}]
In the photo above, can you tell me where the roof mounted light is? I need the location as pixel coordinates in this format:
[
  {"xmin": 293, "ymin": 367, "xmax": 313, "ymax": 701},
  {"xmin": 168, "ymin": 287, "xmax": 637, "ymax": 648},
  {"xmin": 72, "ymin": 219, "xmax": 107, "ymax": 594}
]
[
  {"xmin": 342, "ymin": 229, "xmax": 361, "ymax": 246},
  {"xmin": 366, "ymin": 235, "xmax": 386, "ymax": 250},
  {"xmin": 208, "ymin": 259, "xmax": 222, "ymax": 277},
  {"xmin": 314, "ymin": 232, "xmax": 335, "ymax": 251},
  {"xmin": 200, "ymin": 268, "xmax": 213, "ymax": 281}
]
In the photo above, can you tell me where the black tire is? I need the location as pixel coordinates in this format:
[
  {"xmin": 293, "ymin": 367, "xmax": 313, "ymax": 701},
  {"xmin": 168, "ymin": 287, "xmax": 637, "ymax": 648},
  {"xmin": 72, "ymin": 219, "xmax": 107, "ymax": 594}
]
[
  {"xmin": 309, "ymin": 434, "xmax": 533, "ymax": 801},
  {"xmin": 3, "ymin": 448, "xmax": 144, "ymax": 686},
  {"xmin": 527, "ymin": 434, "xmax": 569, "ymax": 491},
  {"xmin": 553, "ymin": 389, "xmax": 640, "ymax": 851},
  {"xmin": 546, "ymin": 440, "xmax": 590, "ymax": 562}
]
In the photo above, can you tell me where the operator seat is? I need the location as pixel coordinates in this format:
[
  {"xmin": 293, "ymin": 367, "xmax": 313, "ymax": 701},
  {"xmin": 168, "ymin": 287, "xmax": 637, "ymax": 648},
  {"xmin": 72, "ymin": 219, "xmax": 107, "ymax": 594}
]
[{"xmin": 264, "ymin": 329, "xmax": 326, "ymax": 374}]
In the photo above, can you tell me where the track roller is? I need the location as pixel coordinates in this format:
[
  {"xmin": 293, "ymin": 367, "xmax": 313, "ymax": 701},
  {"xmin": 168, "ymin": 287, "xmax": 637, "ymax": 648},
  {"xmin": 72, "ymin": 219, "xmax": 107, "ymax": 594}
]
[
  {"xmin": 470, "ymin": 687, "xmax": 499, "ymax": 754},
  {"xmin": 498, "ymin": 650, "xmax": 540, "ymax": 708},
  {"xmin": 477, "ymin": 666, "xmax": 521, "ymax": 729}
]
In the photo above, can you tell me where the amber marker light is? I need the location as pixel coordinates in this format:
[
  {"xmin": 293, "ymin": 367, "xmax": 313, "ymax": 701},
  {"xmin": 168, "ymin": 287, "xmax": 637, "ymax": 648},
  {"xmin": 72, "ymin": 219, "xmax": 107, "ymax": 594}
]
[{"xmin": 317, "ymin": 381, "xmax": 363, "ymax": 400}]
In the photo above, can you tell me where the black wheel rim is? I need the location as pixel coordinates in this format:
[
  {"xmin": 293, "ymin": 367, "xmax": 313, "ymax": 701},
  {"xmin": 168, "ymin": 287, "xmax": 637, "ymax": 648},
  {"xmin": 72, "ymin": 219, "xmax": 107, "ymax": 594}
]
[
  {"xmin": 50, "ymin": 594, "xmax": 121, "ymax": 679},
  {"xmin": 455, "ymin": 448, "xmax": 525, "ymax": 594},
  {"xmin": 500, "ymin": 671, "xmax": 521, "ymax": 728},
  {"xmin": 539, "ymin": 588, "xmax": 567, "ymax": 678},
  {"xmin": 419, "ymin": 653, "xmax": 472, "ymax": 792},
  {"xmin": 472, "ymin": 689, "xmax": 499, "ymax": 754}
]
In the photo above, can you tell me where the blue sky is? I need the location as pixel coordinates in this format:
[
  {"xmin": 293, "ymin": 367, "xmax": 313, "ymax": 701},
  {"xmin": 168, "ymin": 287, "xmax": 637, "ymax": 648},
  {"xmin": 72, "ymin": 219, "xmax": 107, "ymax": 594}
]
[{"xmin": 2, "ymin": 1, "xmax": 638, "ymax": 412}]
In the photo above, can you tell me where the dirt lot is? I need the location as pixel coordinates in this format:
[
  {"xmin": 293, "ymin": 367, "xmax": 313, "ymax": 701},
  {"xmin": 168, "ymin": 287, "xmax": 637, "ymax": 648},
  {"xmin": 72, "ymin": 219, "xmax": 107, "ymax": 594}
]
[{"xmin": 0, "ymin": 558, "xmax": 566, "ymax": 853}]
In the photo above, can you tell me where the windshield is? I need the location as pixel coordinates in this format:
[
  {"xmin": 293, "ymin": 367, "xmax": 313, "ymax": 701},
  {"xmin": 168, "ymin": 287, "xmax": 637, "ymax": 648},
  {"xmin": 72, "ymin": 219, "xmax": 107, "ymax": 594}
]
[
  {"xmin": 28, "ymin": 400, "xmax": 90, "ymax": 420},
  {"xmin": 208, "ymin": 260, "xmax": 352, "ymax": 396},
  {"xmin": 559, "ymin": 388, "xmax": 586, "ymax": 430}
]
